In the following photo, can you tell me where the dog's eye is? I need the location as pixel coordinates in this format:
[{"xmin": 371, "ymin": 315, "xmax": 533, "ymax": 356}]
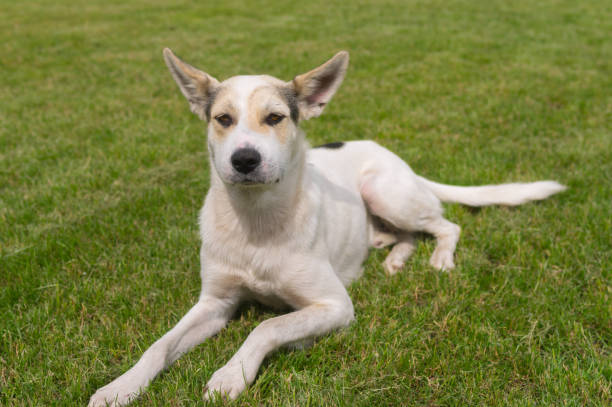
[
  {"xmin": 265, "ymin": 113, "xmax": 285, "ymax": 126},
  {"xmin": 215, "ymin": 114, "xmax": 233, "ymax": 128}
]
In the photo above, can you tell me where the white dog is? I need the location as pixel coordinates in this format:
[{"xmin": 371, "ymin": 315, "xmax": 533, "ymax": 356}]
[{"xmin": 89, "ymin": 50, "xmax": 565, "ymax": 406}]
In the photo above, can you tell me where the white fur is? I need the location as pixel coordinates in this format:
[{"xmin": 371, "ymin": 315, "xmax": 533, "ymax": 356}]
[{"xmin": 89, "ymin": 50, "xmax": 565, "ymax": 406}]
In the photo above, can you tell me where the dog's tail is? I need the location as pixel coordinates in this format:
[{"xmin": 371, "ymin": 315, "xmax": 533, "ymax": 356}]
[{"xmin": 418, "ymin": 177, "xmax": 566, "ymax": 207}]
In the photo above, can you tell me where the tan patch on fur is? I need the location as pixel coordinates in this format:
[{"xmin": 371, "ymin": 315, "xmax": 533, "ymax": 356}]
[
  {"xmin": 209, "ymin": 88, "xmax": 238, "ymax": 138},
  {"xmin": 246, "ymin": 86, "xmax": 292, "ymax": 143},
  {"xmin": 207, "ymin": 77, "xmax": 294, "ymax": 142}
]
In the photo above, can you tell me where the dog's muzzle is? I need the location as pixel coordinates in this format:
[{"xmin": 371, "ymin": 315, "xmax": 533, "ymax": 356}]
[
  {"xmin": 227, "ymin": 147, "xmax": 279, "ymax": 185},
  {"xmin": 231, "ymin": 148, "xmax": 261, "ymax": 175}
]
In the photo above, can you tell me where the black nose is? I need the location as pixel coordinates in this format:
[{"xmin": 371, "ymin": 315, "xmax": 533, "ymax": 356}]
[{"xmin": 231, "ymin": 148, "xmax": 261, "ymax": 174}]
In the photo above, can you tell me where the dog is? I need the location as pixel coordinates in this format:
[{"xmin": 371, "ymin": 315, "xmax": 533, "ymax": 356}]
[{"xmin": 89, "ymin": 50, "xmax": 565, "ymax": 406}]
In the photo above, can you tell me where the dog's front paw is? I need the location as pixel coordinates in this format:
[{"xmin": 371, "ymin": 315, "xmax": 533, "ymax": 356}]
[
  {"xmin": 88, "ymin": 379, "xmax": 142, "ymax": 407},
  {"xmin": 204, "ymin": 362, "xmax": 249, "ymax": 401}
]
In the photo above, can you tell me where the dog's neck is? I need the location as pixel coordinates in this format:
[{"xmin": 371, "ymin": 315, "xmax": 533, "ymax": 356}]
[{"xmin": 209, "ymin": 140, "xmax": 307, "ymax": 239}]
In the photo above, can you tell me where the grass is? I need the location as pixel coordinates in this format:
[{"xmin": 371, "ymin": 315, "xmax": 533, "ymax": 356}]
[{"xmin": 1, "ymin": 0, "xmax": 610, "ymax": 405}]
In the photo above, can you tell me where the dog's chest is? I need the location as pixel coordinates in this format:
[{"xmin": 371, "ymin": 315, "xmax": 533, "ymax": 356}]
[
  {"xmin": 239, "ymin": 270, "xmax": 288, "ymax": 308},
  {"xmin": 227, "ymin": 249, "xmax": 305, "ymax": 309},
  {"xmin": 202, "ymin": 221, "xmax": 312, "ymax": 308}
]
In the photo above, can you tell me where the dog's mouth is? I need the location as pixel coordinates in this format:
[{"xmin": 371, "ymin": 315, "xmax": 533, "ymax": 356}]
[
  {"xmin": 220, "ymin": 161, "xmax": 284, "ymax": 187},
  {"xmin": 229, "ymin": 175, "xmax": 281, "ymax": 187}
]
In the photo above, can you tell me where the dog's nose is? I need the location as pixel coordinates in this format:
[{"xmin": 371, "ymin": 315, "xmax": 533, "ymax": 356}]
[{"xmin": 231, "ymin": 148, "xmax": 261, "ymax": 174}]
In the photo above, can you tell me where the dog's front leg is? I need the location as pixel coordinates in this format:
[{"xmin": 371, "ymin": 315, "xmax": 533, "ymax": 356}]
[
  {"xmin": 89, "ymin": 295, "xmax": 238, "ymax": 407},
  {"xmin": 204, "ymin": 273, "xmax": 354, "ymax": 400}
]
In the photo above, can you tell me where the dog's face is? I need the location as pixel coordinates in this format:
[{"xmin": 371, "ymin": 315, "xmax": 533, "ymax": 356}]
[
  {"xmin": 163, "ymin": 49, "xmax": 349, "ymax": 186},
  {"xmin": 203, "ymin": 75, "xmax": 299, "ymax": 185}
]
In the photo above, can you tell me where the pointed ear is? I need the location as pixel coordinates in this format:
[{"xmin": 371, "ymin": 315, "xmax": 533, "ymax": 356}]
[
  {"xmin": 163, "ymin": 48, "xmax": 220, "ymax": 121},
  {"xmin": 291, "ymin": 51, "xmax": 349, "ymax": 120}
]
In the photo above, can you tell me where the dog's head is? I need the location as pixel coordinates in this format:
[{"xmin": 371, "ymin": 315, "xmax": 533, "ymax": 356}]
[{"xmin": 163, "ymin": 49, "xmax": 349, "ymax": 186}]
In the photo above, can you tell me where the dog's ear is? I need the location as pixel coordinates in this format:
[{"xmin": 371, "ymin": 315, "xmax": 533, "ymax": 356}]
[
  {"xmin": 291, "ymin": 51, "xmax": 349, "ymax": 120},
  {"xmin": 163, "ymin": 48, "xmax": 219, "ymax": 121}
]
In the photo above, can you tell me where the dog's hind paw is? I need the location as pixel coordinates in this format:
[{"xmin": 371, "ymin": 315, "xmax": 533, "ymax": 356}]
[
  {"xmin": 382, "ymin": 239, "xmax": 416, "ymax": 274},
  {"xmin": 429, "ymin": 250, "xmax": 455, "ymax": 271},
  {"xmin": 383, "ymin": 256, "xmax": 405, "ymax": 275},
  {"xmin": 371, "ymin": 231, "xmax": 398, "ymax": 249}
]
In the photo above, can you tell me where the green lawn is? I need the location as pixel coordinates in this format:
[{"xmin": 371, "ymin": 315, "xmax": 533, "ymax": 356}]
[{"xmin": 1, "ymin": 0, "xmax": 610, "ymax": 405}]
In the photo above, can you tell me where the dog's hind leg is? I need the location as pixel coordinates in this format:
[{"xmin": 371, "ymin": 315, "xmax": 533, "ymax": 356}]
[
  {"xmin": 369, "ymin": 215, "xmax": 399, "ymax": 249},
  {"xmin": 360, "ymin": 160, "xmax": 460, "ymax": 271},
  {"xmin": 422, "ymin": 217, "xmax": 461, "ymax": 270},
  {"xmin": 383, "ymin": 233, "xmax": 417, "ymax": 274},
  {"xmin": 371, "ymin": 229, "xmax": 399, "ymax": 249}
]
